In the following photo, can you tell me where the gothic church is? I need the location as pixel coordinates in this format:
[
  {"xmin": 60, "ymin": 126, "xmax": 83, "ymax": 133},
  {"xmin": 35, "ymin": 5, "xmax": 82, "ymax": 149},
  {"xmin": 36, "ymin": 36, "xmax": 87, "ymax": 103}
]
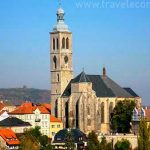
[{"xmin": 50, "ymin": 7, "xmax": 141, "ymax": 134}]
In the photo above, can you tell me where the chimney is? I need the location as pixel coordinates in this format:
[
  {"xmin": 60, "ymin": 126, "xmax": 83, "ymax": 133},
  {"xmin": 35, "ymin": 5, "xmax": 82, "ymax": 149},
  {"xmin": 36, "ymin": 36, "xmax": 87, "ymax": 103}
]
[{"xmin": 103, "ymin": 67, "xmax": 106, "ymax": 77}]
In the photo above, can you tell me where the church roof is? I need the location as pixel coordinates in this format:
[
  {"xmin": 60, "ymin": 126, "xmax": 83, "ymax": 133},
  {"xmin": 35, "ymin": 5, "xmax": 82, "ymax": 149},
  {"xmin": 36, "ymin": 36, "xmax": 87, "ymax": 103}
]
[
  {"xmin": 72, "ymin": 71, "xmax": 90, "ymax": 83},
  {"xmin": 62, "ymin": 72, "xmax": 139, "ymax": 98},
  {"xmin": 123, "ymin": 88, "xmax": 139, "ymax": 97},
  {"xmin": 100, "ymin": 75, "xmax": 133, "ymax": 98}
]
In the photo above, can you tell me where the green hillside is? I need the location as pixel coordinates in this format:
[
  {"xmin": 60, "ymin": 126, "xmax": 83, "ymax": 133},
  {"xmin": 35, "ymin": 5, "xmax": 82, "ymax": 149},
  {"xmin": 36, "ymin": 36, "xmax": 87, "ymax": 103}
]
[{"xmin": 0, "ymin": 88, "xmax": 50, "ymax": 105}]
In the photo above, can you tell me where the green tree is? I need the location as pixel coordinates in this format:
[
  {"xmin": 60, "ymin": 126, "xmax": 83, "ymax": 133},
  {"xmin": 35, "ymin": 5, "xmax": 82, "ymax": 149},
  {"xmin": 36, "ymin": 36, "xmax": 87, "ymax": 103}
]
[
  {"xmin": 44, "ymin": 144, "xmax": 53, "ymax": 150},
  {"xmin": 114, "ymin": 139, "xmax": 131, "ymax": 150},
  {"xmin": 19, "ymin": 133, "xmax": 40, "ymax": 150},
  {"xmin": 138, "ymin": 118, "xmax": 150, "ymax": 150},
  {"xmin": 39, "ymin": 135, "xmax": 48, "ymax": 148},
  {"xmin": 28, "ymin": 126, "xmax": 42, "ymax": 139},
  {"xmin": 99, "ymin": 136, "xmax": 113, "ymax": 150},
  {"xmin": 19, "ymin": 126, "xmax": 53, "ymax": 150},
  {"xmin": 88, "ymin": 131, "xmax": 100, "ymax": 150},
  {"xmin": 111, "ymin": 100, "xmax": 135, "ymax": 133},
  {"xmin": 64, "ymin": 130, "xmax": 76, "ymax": 150}
]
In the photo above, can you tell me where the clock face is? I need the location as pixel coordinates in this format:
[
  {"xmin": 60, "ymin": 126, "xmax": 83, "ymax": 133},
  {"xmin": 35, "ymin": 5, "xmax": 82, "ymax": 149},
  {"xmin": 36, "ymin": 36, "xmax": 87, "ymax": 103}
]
[{"xmin": 64, "ymin": 56, "xmax": 68, "ymax": 64}]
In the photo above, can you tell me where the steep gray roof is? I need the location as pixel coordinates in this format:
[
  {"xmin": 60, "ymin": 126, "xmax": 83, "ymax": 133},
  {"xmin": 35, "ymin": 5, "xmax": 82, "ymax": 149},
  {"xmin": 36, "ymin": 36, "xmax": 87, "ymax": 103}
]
[
  {"xmin": 0, "ymin": 117, "xmax": 31, "ymax": 127},
  {"xmin": 62, "ymin": 72, "xmax": 137, "ymax": 98},
  {"xmin": 101, "ymin": 76, "xmax": 133, "ymax": 98},
  {"xmin": 123, "ymin": 88, "xmax": 139, "ymax": 97},
  {"xmin": 72, "ymin": 71, "xmax": 90, "ymax": 83}
]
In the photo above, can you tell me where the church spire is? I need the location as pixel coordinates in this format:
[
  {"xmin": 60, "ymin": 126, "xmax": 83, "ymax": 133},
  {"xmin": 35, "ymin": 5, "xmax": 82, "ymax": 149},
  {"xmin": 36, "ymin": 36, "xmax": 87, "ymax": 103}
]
[
  {"xmin": 53, "ymin": 1, "xmax": 69, "ymax": 32},
  {"xmin": 57, "ymin": 7, "xmax": 65, "ymax": 22}
]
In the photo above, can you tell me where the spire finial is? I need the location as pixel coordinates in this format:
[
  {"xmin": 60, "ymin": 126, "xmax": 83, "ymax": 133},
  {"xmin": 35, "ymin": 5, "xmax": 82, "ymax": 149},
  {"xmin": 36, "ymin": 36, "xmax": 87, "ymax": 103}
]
[
  {"xmin": 82, "ymin": 67, "xmax": 85, "ymax": 72},
  {"xmin": 59, "ymin": 0, "xmax": 62, "ymax": 8}
]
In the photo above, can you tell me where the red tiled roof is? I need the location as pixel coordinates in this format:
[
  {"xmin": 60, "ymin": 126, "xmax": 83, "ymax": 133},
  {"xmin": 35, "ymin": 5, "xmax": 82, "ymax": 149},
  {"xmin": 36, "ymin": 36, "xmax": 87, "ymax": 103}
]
[
  {"xmin": 50, "ymin": 115, "xmax": 62, "ymax": 123},
  {"xmin": 0, "ymin": 103, "xmax": 5, "ymax": 111},
  {"xmin": 145, "ymin": 109, "xmax": 150, "ymax": 121},
  {"xmin": 0, "ymin": 129, "xmax": 20, "ymax": 145},
  {"xmin": 0, "ymin": 110, "xmax": 6, "ymax": 115},
  {"xmin": 42, "ymin": 104, "xmax": 51, "ymax": 111},
  {"xmin": 35, "ymin": 106, "xmax": 50, "ymax": 114},
  {"xmin": 9, "ymin": 102, "xmax": 50, "ymax": 115}
]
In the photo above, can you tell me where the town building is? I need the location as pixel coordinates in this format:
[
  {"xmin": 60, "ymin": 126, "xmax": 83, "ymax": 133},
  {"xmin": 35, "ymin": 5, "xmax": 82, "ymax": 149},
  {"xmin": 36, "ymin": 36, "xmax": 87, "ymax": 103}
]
[
  {"xmin": 9, "ymin": 102, "xmax": 50, "ymax": 137},
  {"xmin": 0, "ymin": 128, "xmax": 20, "ymax": 150},
  {"xmin": 50, "ymin": 115, "xmax": 63, "ymax": 139},
  {"xmin": 0, "ymin": 101, "xmax": 16, "ymax": 112},
  {"xmin": 50, "ymin": 6, "xmax": 141, "ymax": 134},
  {"xmin": 0, "ymin": 116, "xmax": 31, "ymax": 134},
  {"xmin": 0, "ymin": 110, "xmax": 9, "ymax": 121},
  {"xmin": 52, "ymin": 128, "xmax": 88, "ymax": 150}
]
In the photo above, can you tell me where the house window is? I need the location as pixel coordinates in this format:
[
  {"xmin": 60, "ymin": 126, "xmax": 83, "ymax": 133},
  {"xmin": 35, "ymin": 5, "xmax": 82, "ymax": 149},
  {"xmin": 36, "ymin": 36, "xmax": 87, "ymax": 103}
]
[
  {"xmin": 57, "ymin": 125, "xmax": 60, "ymax": 128},
  {"xmin": 52, "ymin": 125, "xmax": 55, "ymax": 128},
  {"xmin": 52, "ymin": 132, "xmax": 55, "ymax": 136}
]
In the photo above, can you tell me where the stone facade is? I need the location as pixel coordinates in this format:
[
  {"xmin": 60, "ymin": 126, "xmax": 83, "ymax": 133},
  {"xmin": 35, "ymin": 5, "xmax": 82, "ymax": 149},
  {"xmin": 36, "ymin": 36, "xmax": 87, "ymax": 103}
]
[
  {"xmin": 98, "ymin": 134, "xmax": 138, "ymax": 150},
  {"xmin": 50, "ymin": 7, "xmax": 141, "ymax": 134}
]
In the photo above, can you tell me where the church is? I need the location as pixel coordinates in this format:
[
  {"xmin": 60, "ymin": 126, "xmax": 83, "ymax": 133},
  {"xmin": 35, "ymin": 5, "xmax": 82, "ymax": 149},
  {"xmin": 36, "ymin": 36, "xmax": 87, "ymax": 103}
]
[{"xmin": 50, "ymin": 6, "xmax": 141, "ymax": 134}]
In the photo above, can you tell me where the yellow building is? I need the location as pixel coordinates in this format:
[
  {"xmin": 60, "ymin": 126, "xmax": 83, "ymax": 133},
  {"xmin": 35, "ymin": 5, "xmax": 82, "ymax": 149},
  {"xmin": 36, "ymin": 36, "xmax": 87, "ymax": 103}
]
[{"xmin": 50, "ymin": 115, "xmax": 63, "ymax": 139}]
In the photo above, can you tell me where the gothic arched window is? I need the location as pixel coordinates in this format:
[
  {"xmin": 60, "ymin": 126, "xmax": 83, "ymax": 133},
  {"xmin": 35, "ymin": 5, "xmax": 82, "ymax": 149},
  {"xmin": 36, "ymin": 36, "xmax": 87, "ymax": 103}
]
[
  {"xmin": 109, "ymin": 102, "xmax": 113, "ymax": 114},
  {"xmin": 57, "ymin": 74, "xmax": 59, "ymax": 82},
  {"xmin": 65, "ymin": 101, "xmax": 69, "ymax": 128},
  {"xmin": 109, "ymin": 102, "xmax": 113, "ymax": 121},
  {"xmin": 76, "ymin": 101, "xmax": 79, "ymax": 128},
  {"xmin": 64, "ymin": 56, "xmax": 68, "ymax": 64},
  {"xmin": 87, "ymin": 106, "xmax": 90, "ymax": 115},
  {"xmin": 101, "ymin": 102, "xmax": 105, "ymax": 123},
  {"xmin": 53, "ymin": 38, "xmax": 55, "ymax": 50},
  {"xmin": 66, "ymin": 38, "xmax": 69, "ymax": 49},
  {"xmin": 55, "ymin": 99, "xmax": 58, "ymax": 118},
  {"xmin": 57, "ymin": 38, "xmax": 59, "ymax": 50},
  {"xmin": 62, "ymin": 37, "xmax": 65, "ymax": 49},
  {"xmin": 53, "ymin": 56, "xmax": 57, "ymax": 69}
]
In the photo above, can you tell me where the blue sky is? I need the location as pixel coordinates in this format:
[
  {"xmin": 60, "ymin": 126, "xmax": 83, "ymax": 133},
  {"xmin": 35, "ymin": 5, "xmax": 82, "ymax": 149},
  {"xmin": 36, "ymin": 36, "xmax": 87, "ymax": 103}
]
[{"xmin": 0, "ymin": 0, "xmax": 150, "ymax": 105}]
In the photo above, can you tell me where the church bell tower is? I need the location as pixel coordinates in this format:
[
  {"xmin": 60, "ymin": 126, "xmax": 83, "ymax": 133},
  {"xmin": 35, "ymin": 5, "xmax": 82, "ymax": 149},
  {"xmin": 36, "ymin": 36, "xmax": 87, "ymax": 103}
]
[{"xmin": 50, "ymin": 6, "xmax": 73, "ymax": 117}]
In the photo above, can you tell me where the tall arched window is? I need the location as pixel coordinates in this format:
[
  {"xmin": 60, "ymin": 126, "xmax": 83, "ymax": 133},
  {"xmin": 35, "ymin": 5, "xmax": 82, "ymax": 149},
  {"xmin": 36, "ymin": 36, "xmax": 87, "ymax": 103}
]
[
  {"xmin": 87, "ymin": 106, "xmax": 90, "ymax": 115},
  {"xmin": 55, "ymin": 99, "xmax": 58, "ymax": 118},
  {"xmin": 65, "ymin": 101, "xmax": 69, "ymax": 128},
  {"xmin": 57, "ymin": 38, "xmax": 59, "ymax": 50},
  {"xmin": 109, "ymin": 102, "xmax": 113, "ymax": 114},
  {"xmin": 76, "ymin": 101, "xmax": 79, "ymax": 128},
  {"xmin": 53, "ymin": 38, "xmax": 55, "ymax": 50},
  {"xmin": 66, "ymin": 38, "xmax": 69, "ymax": 49},
  {"xmin": 62, "ymin": 37, "xmax": 65, "ymax": 49},
  {"xmin": 101, "ymin": 102, "xmax": 105, "ymax": 123},
  {"xmin": 57, "ymin": 74, "xmax": 59, "ymax": 82},
  {"xmin": 109, "ymin": 102, "xmax": 113, "ymax": 121},
  {"xmin": 53, "ymin": 56, "xmax": 57, "ymax": 69}
]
